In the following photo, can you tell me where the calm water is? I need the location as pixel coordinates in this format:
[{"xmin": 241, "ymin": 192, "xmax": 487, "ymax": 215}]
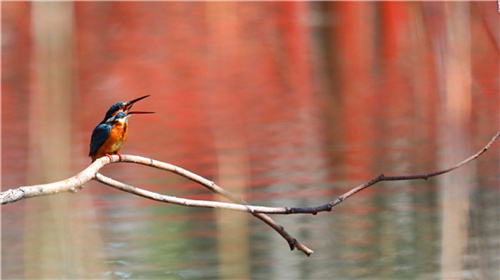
[
  {"xmin": 3, "ymin": 90, "xmax": 499, "ymax": 279},
  {"xmin": 2, "ymin": 2, "xmax": 500, "ymax": 279}
]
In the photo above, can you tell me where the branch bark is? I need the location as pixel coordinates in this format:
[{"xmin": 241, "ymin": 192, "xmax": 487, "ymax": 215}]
[{"xmin": 1, "ymin": 130, "xmax": 498, "ymax": 256}]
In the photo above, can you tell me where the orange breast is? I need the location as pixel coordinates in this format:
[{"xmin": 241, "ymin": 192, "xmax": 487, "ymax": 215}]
[{"xmin": 92, "ymin": 122, "xmax": 128, "ymax": 161}]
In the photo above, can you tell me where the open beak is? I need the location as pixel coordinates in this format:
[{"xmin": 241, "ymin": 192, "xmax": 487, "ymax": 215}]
[
  {"xmin": 127, "ymin": 111, "xmax": 155, "ymax": 115},
  {"xmin": 123, "ymin": 95, "xmax": 155, "ymax": 114}
]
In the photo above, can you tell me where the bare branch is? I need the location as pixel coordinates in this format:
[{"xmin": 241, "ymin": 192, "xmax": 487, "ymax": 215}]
[
  {"xmin": 1, "ymin": 130, "xmax": 498, "ymax": 256},
  {"xmin": 96, "ymin": 172, "xmax": 314, "ymax": 256},
  {"xmin": 94, "ymin": 172, "xmax": 314, "ymax": 255},
  {"xmin": 0, "ymin": 161, "xmax": 106, "ymax": 204},
  {"xmin": 111, "ymin": 131, "xmax": 500, "ymax": 215},
  {"xmin": 327, "ymin": 130, "xmax": 500, "ymax": 208},
  {"xmin": 95, "ymin": 173, "xmax": 278, "ymax": 212}
]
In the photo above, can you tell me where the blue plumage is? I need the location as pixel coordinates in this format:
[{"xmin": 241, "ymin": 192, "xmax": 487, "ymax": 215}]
[{"xmin": 89, "ymin": 123, "xmax": 111, "ymax": 157}]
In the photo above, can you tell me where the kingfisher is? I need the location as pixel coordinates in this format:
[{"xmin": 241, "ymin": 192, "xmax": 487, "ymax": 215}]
[{"xmin": 89, "ymin": 95, "xmax": 154, "ymax": 162}]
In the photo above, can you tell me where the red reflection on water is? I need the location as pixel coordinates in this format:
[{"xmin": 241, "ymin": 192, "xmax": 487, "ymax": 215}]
[{"xmin": 2, "ymin": 2, "xmax": 499, "ymax": 279}]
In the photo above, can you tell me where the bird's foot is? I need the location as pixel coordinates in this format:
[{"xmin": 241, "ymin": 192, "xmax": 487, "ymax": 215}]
[{"xmin": 105, "ymin": 153, "xmax": 122, "ymax": 162}]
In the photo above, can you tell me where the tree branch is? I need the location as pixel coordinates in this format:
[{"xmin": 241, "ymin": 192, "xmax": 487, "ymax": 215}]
[
  {"xmin": 328, "ymin": 130, "xmax": 500, "ymax": 208},
  {"xmin": 1, "ymin": 130, "xmax": 498, "ymax": 256},
  {"xmin": 94, "ymin": 172, "xmax": 314, "ymax": 255}
]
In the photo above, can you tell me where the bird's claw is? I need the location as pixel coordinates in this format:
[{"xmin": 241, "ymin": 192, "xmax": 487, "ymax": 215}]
[{"xmin": 105, "ymin": 153, "xmax": 123, "ymax": 162}]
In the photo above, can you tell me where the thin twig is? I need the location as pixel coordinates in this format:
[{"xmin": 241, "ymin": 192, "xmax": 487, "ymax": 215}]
[{"xmin": 328, "ymin": 130, "xmax": 500, "ymax": 208}]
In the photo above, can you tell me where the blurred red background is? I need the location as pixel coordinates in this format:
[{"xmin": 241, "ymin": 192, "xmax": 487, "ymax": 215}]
[{"xmin": 2, "ymin": 2, "xmax": 499, "ymax": 279}]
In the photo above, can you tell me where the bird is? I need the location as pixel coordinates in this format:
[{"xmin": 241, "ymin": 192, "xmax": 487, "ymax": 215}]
[{"xmin": 89, "ymin": 95, "xmax": 154, "ymax": 162}]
